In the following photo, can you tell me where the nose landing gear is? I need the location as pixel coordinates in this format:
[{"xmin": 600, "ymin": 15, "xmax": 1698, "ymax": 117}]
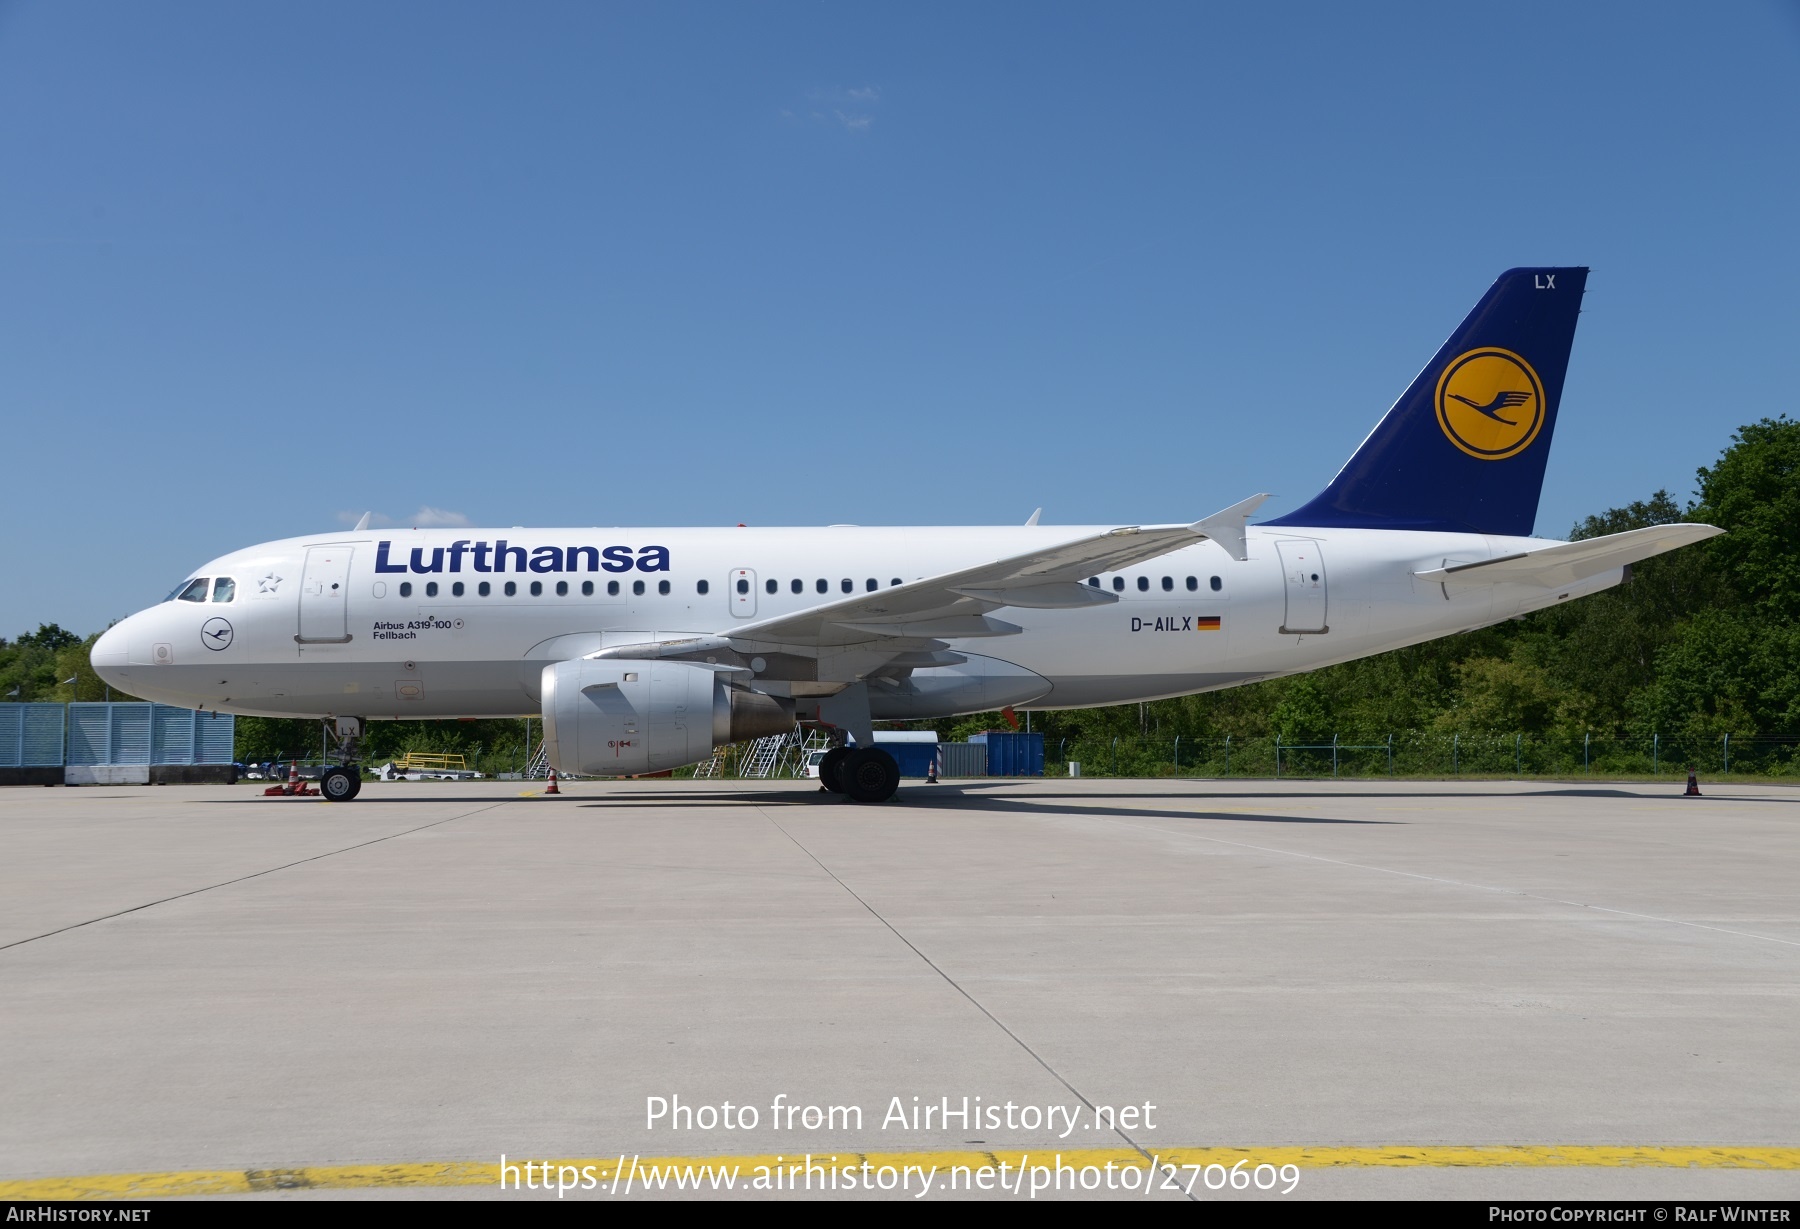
[{"xmin": 319, "ymin": 716, "xmax": 365, "ymax": 801}]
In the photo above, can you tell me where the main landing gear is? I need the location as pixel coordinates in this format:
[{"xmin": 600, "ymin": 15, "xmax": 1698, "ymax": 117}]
[
  {"xmin": 319, "ymin": 717, "xmax": 365, "ymax": 802},
  {"xmin": 819, "ymin": 745, "xmax": 901, "ymax": 804},
  {"xmin": 811, "ymin": 683, "xmax": 898, "ymax": 804}
]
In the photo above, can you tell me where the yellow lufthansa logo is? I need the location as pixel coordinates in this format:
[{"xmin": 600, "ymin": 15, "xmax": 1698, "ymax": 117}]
[{"xmin": 1434, "ymin": 348, "xmax": 1545, "ymax": 461}]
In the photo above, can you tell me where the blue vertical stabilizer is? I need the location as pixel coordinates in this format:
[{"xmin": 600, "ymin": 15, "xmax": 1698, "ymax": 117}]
[{"xmin": 1265, "ymin": 267, "xmax": 1588, "ymax": 536}]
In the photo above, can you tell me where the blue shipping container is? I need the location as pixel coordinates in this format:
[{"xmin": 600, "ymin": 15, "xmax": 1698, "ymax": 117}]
[
  {"xmin": 974, "ymin": 732, "xmax": 1044, "ymax": 776},
  {"xmin": 873, "ymin": 741, "xmax": 941, "ymax": 778}
]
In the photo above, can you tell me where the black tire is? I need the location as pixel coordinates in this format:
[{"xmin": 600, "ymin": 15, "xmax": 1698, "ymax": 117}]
[
  {"xmin": 342, "ymin": 771, "xmax": 362, "ymax": 800},
  {"xmin": 842, "ymin": 747, "xmax": 900, "ymax": 804},
  {"xmin": 320, "ymin": 766, "xmax": 359, "ymax": 802},
  {"xmin": 818, "ymin": 746, "xmax": 850, "ymax": 793}
]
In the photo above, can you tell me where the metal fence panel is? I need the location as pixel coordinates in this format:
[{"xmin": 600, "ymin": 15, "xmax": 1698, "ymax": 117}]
[
  {"xmin": 22, "ymin": 704, "xmax": 64, "ymax": 766},
  {"xmin": 66, "ymin": 706, "xmax": 111, "ymax": 766},
  {"xmin": 0, "ymin": 705, "xmax": 58, "ymax": 762},
  {"xmin": 195, "ymin": 711, "xmax": 235, "ymax": 764},
  {"xmin": 0, "ymin": 704, "xmax": 67, "ymax": 767},
  {"xmin": 111, "ymin": 705, "xmax": 153, "ymax": 764},
  {"xmin": 57, "ymin": 703, "xmax": 233, "ymax": 766},
  {"xmin": 152, "ymin": 706, "xmax": 194, "ymax": 765}
]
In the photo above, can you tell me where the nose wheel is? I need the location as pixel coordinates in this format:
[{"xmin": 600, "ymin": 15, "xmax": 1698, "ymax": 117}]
[{"xmin": 320, "ymin": 766, "xmax": 361, "ymax": 801}]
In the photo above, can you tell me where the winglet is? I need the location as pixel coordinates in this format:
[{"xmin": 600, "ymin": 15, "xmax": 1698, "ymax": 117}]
[
  {"xmin": 352, "ymin": 511, "xmax": 372, "ymax": 532},
  {"xmin": 1025, "ymin": 508, "xmax": 1042, "ymax": 527},
  {"xmin": 1191, "ymin": 493, "xmax": 1269, "ymax": 561}
]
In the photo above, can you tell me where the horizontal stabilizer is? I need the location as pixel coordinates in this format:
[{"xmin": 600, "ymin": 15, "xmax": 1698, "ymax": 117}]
[{"xmin": 1414, "ymin": 523, "xmax": 1722, "ymax": 590}]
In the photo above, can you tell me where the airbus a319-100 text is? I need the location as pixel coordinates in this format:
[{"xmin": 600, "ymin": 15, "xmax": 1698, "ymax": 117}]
[{"xmin": 91, "ymin": 268, "xmax": 1720, "ymax": 803}]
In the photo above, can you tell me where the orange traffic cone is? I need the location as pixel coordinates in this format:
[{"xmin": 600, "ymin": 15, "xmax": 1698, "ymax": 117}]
[
  {"xmin": 545, "ymin": 767, "xmax": 561, "ymax": 795},
  {"xmin": 287, "ymin": 761, "xmax": 301, "ymax": 793},
  {"xmin": 1684, "ymin": 767, "xmax": 1700, "ymax": 797},
  {"xmin": 926, "ymin": 755, "xmax": 938, "ymax": 784}
]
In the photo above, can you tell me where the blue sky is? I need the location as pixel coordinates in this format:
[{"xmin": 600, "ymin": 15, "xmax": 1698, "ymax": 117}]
[{"xmin": 3, "ymin": 1, "xmax": 1797, "ymax": 636}]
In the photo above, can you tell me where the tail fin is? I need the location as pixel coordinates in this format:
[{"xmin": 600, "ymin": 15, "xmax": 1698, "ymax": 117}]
[{"xmin": 1265, "ymin": 267, "xmax": 1588, "ymax": 536}]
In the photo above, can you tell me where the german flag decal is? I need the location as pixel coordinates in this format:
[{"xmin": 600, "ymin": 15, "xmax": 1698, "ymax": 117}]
[{"xmin": 1196, "ymin": 616, "xmax": 1222, "ymax": 631}]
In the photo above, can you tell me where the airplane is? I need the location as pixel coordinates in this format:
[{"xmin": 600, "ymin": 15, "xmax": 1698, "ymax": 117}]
[{"xmin": 90, "ymin": 267, "xmax": 1721, "ymax": 804}]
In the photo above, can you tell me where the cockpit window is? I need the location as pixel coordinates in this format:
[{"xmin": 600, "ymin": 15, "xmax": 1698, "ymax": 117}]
[
  {"xmin": 172, "ymin": 578, "xmax": 210, "ymax": 603},
  {"xmin": 212, "ymin": 577, "xmax": 236, "ymax": 603}
]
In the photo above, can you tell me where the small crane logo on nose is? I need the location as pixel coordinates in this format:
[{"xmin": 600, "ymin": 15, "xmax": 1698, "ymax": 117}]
[{"xmin": 201, "ymin": 618, "xmax": 234, "ymax": 651}]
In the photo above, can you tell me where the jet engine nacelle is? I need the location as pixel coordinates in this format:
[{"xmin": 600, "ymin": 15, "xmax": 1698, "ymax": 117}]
[{"xmin": 540, "ymin": 659, "xmax": 793, "ymax": 777}]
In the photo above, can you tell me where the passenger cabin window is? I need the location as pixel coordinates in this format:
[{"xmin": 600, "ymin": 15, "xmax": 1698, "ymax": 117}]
[
  {"xmin": 816, "ymin": 579, "xmax": 828, "ymax": 594},
  {"xmin": 400, "ymin": 582, "xmax": 413, "ymax": 598},
  {"xmin": 211, "ymin": 577, "xmax": 236, "ymax": 603},
  {"xmin": 1186, "ymin": 576, "xmax": 1197, "ymax": 591},
  {"xmin": 175, "ymin": 578, "xmax": 210, "ymax": 603},
  {"xmin": 765, "ymin": 579, "xmax": 777, "ymax": 595},
  {"xmin": 1087, "ymin": 577, "xmax": 1099, "ymax": 588},
  {"xmin": 555, "ymin": 580, "xmax": 568, "ymax": 596},
  {"xmin": 890, "ymin": 578, "xmax": 902, "ymax": 587},
  {"xmin": 865, "ymin": 578, "xmax": 877, "ymax": 591},
  {"xmin": 479, "ymin": 581, "xmax": 491, "ymax": 597},
  {"xmin": 504, "ymin": 581, "xmax": 517, "ymax": 597},
  {"xmin": 1161, "ymin": 576, "xmax": 1173, "ymax": 592},
  {"xmin": 698, "ymin": 580, "xmax": 710, "ymax": 595},
  {"xmin": 1111, "ymin": 577, "xmax": 1124, "ymax": 592},
  {"xmin": 840, "ymin": 579, "xmax": 853, "ymax": 593},
  {"xmin": 452, "ymin": 581, "xmax": 465, "ymax": 597},
  {"xmin": 581, "ymin": 581, "xmax": 593, "ymax": 596},
  {"xmin": 1137, "ymin": 576, "xmax": 1149, "ymax": 592},
  {"xmin": 426, "ymin": 581, "xmax": 439, "ymax": 597},
  {"xmin": 530, "ymin": 581, "xmax": 543, "ymax": 597},
  {"xmin": 1210, "ymin": 575, "xmax": 1222, "ymax": 592},
  {"xmin": 633, "ymin": 579, "xmax": 645, "ymax": 596},
  {"xmin": 791, "ymin": 579, "xmax": 803, "ymax": 594},
  {"xmin": 658, "ymin": 580, "xmax": 670, "ymax": 595},
  {"xmin": 608, "ymin": 580, "xmax": 620, "ymax": 596}
]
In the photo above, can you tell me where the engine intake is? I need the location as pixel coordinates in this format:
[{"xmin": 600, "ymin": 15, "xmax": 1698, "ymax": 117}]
[{"xmin": 540, "ymin": 660, "xmax": 794, "ymax": 777}]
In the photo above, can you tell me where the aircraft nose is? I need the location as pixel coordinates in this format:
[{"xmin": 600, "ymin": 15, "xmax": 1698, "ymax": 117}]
[{"xmin": 90, "ymin": 621, "xmax": 130, "ymax": 684}]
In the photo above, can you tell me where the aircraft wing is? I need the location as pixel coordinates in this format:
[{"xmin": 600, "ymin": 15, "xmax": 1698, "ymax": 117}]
[
  {"xmin": 716, "ymin": 494, "xmax": 1269, "ymax": 651},
  {"xmin": 1414, "ymin": 523, "xmax": 1722, "ymax": 591},
  {"xmin": 588, "ymin": 495, "xmax": 1268, "ymax": 668}
]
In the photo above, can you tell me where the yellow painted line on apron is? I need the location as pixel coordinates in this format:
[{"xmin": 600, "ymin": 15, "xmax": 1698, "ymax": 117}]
[{"xmin": 6, "ymin": 1145, "xmax": 1800, "ymax": 1199}]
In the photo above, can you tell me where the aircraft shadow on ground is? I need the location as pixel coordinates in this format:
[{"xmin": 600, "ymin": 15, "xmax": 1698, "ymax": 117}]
[
  {"xmin": 193, "ymin": 782, "xmax": 1784, "ymax": 812},
  {"xmin": 569, "ymin": 786, "xmax": 1395, "ymax": 825}
]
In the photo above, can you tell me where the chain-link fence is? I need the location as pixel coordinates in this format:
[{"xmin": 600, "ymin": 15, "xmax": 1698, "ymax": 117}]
[{"xmin": 1046, "ymin": 733, "xmax": 1800, "ymax": 779}]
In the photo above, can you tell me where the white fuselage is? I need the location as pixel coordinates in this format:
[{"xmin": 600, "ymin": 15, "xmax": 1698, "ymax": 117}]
[{"xmin": 90, "ymin": 524, "xmax": 1617, "ymax": 722}]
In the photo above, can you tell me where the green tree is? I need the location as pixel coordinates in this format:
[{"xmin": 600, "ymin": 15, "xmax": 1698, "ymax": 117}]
[
  {"xmin": 1691, "ymin": 416, "xmax": 1800, "ymax": 615},
  {"xmin": 1270, "ymin": 677, "xmax": 1330, "ymax": 743}
]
